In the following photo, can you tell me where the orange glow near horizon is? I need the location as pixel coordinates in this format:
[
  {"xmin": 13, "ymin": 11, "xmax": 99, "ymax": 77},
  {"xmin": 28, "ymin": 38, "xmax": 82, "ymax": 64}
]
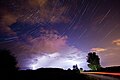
[{"xmin": 81, "ymin": 72, "xmax": 120, "ymax": 76}]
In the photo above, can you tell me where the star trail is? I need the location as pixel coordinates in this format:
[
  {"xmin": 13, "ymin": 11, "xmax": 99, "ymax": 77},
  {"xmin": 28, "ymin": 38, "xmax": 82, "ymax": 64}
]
[{"xmin": 0, "ymin": 0, "xmax": 120, "ymax": 70}]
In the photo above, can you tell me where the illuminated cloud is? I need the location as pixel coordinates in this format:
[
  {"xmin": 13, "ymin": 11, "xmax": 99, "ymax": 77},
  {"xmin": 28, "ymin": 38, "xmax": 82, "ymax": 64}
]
[
  {"xmin": 11, "ymin": 28, "xmax": 68, "ymax": 54},
  {"xmin": 28, "ymin": 47, "xmax": 87, "ymax": 70},
  {"xmin": 29, "ymin": 28, "xmax": 68, "ymax": 53},
  {"xmin": 112, "ymin": 39, "xmax": 120, "ymax": 46},
  {"xmin": 3, "ymin": 28, "xmax": 88, "ymax": 70},
  {"xmin": 91, "ymin": 48, "xmax": 107, "ymax": 52}
]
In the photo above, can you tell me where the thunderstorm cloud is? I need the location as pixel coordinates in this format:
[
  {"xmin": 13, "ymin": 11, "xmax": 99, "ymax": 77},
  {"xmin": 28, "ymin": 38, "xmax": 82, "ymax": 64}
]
[{"xmin": 0, "ymin": 0, "xmax": 120, "ymax": 70}]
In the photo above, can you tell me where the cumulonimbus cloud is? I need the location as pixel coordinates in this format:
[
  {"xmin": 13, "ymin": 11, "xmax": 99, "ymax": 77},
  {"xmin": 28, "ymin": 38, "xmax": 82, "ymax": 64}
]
[
  {"xmin": 5, "ymin": 28, "xmax": 69, "ymax": 69},
  {"xmin": 29, "ymin": 29, "xmax": 68, "ymax": 53},
  {"xmin": 2, "ymin": 28, "xmax": 87, "ymax": 70}
]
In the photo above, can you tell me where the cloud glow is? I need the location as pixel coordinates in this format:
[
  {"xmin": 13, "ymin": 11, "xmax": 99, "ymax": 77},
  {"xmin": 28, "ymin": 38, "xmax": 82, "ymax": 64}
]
[
  {"xmin": 28, "ymin": 51, "xmax": 87, "ymax": 70},
  {"xmin": 91, "ymin": 48, "xmax": 107, "ymax": 52},
  {"xmin": 112, "ymin": 39, "xmax": 120, "ymax": 46}
]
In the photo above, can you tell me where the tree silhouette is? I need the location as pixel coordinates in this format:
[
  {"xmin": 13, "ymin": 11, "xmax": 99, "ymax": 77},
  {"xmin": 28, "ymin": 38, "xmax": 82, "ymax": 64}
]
[
  {"xmin": 0, "ymin": 49, "xmax": 17, "ymax": 71},
  {"xmin": 87, "ymin": 52, "xmax": 101, "ymax": 70}
]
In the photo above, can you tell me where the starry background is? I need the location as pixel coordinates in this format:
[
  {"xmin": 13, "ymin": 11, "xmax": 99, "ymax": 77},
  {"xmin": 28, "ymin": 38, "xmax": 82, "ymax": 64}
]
[{"xmin": 0, "ymin": 0, "xmax": 120, "ymax": 70}]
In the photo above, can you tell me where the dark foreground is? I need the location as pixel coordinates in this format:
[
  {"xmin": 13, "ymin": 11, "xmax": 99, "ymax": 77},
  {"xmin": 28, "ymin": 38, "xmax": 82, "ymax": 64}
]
[
  {"xmin": 1, "ymin": 68, "xmax": 120, "ymax": 80},
  {"xmin": 1, "ymin": 68, "xmax": 91, "ymax": 80}
]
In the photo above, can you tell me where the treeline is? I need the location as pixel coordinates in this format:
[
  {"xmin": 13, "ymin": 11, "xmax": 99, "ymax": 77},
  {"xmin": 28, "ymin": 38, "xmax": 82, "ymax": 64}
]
[
  {"xmin": 0, "ymin": 49, "xmax": 90, "ymax": 80},
  {"xmin": 0, "ymin": 49, "xmax": 120, "ymax": 80}
]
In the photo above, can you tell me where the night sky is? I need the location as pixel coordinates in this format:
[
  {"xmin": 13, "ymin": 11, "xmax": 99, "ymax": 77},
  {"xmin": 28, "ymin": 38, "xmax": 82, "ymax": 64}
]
[{"xmin": 0, "ymin": 0, "xmax": 120, "ymax": 70}]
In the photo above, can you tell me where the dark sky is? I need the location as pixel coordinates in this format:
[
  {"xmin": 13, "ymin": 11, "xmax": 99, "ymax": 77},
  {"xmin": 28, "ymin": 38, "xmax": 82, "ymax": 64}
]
[{"xmin": 0, "ymin": 0, "xmax": 120, "ymax": 70}]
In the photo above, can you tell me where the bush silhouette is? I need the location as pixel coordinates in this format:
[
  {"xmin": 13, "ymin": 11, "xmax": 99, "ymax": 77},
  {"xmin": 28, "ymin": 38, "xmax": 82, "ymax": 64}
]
[{"xmin": 0, "ymin": 49, "xmax": 17, "ymax": 71}]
